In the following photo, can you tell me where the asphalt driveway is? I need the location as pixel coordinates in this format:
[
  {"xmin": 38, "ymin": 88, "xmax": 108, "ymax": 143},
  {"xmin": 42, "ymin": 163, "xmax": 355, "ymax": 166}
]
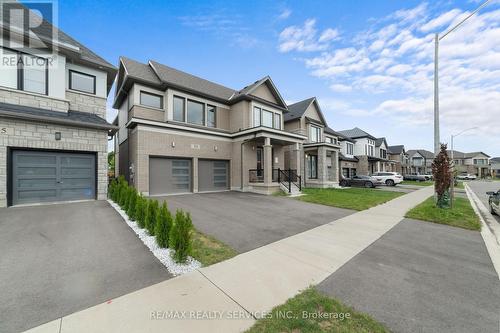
[
  {"xmin": 317, "ymin": 218, "xmax": 500, "ymax": 333},
  {"xmin": 0, "ymin": 201, "xmax": 171, "ymax": 333},
  {"xmin": 158, "ymin": 191, "xmax": 354, "ymax": 253}
]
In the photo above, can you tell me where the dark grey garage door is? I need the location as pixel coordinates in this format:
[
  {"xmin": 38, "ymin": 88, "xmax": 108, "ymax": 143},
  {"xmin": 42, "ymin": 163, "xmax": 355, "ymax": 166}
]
[
  {"xmin": 11, "ymin": 150, "xmax": 96, "ymax": 205},
  {"xmin": 149, "ymin": 157, "xmax": 192, "ymax": 195},
  {"xmin": 198, "ymin": 159, "xmax": 229, "ymax": 192}
]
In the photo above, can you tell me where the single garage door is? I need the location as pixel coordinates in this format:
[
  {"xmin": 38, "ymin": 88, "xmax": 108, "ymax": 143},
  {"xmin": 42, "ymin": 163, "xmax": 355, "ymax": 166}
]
[
  {"xmin": 149, "ymin": 157, "xmax": 192, "ymax": 195},
  {"xmin": 11, "ymin": 150, "xmax": 96, "ymax": 205},
  {"xmin": 198, "ymin": 159, "xmax": 229, "ymax": 192}
]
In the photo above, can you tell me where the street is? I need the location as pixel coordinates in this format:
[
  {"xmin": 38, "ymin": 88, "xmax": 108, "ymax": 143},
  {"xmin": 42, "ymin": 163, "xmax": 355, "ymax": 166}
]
[{"xmin": 467, "ymin": 180, "xmax": 500, "ymax": 223}]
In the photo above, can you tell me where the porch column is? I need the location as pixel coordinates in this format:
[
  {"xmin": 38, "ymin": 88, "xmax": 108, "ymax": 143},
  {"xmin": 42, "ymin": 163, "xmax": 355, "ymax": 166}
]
[
  {"xmin": 289, "ymin": 142, "xmax": 302, "ymax": 178},
  {"xmin": 318, "ymin": 146, "xmax": 327, "ymax": 183},
  {"xmin": 331, "ymin": 150, "xmax": 339, "ymax": 183},
  {"xmin": 263, "ymin": 137, "xmax": 273, "ymax": 184}
]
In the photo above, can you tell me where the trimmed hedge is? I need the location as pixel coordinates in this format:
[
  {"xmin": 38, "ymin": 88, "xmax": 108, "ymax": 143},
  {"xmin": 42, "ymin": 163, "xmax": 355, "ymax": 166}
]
[{"xmin": 170, "ymin": 210, "xmax": 193, "ymax": 263}]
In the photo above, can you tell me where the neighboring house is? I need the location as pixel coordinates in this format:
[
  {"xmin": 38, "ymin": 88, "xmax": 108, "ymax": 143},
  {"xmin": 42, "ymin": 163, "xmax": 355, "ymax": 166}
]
[
  {"xmin": 113, "ymin": 57, "xmax": 330, "ymax": 196},
  {"xmin": 337, "ymin": 127, "xmax": 393, "ymax": 175},
  {"xmin": 387, "ymin": 145, "xmax": 409, "ymax": 175},
  {"xmin": 284, "ymin": 97, "xmax": 340, "ymax": 188},
  {"xmin": 406, "ymin": 149, "xmax": 434, "ymax": 174},
  {"xmin": 0, "ymin": 5, "xmax": 117, "ymax": 207},
  {"xmin": 490, "ymin": 157, "xmax": 500, "ymax": 178},
  {"xmin": 448, "ymin": 150, "xmax": 491, "ymax": 177}
]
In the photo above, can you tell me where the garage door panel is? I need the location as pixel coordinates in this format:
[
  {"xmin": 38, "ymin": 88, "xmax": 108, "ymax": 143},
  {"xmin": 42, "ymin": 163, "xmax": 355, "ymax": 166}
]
[
  {"xmin": 12, "ymin": 151, "xmax": 96, "ymax": 205},
  {"xmin": 149, "ymin": 158, "xmax": 192, "ymax": 195},
  {"xmin": 198, "ymin": 160, "xmax": 229, "ymax": 192}
]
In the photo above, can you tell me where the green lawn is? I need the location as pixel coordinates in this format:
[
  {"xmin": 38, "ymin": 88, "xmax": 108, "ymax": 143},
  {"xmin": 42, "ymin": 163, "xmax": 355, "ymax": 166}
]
[
  {"xmin": 191, "ymin": 229, "xmax": 238, "ymax": 266},
  {"xmin": 401, "ymin": 180, "xmax": 434, "ymax": 186},
  {"xmin": 405, "ymin": 197, "xmax": 480, "ymax": 230},
  {"xmin": 245, "ymin": 288, "xmax": 388, "ymax": 333},
  {"xmin": 298, "ymin": 188, "xmax": 403, "ymax": 211}
]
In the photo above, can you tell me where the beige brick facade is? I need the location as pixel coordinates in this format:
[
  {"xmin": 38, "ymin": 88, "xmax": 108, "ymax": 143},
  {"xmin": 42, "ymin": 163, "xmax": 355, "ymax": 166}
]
[{"xmin": 0, "ymin": 118, "xmax": 108, "ymax": 207}]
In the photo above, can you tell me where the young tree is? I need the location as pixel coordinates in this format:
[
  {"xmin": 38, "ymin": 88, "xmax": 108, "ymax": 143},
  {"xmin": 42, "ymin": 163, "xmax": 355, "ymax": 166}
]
[
  {"xmin": 127, "ymin": 188, "xmax": 138, "ymax": 220},
  {"xmin": 169, "ymin": 210, "xmax": 193, "ymax": 263},
  {"xmin": 145, "ymin": 199, "xmax": 159, "ymax": 235},
  {"xmin": 155, "ymin": 202, "xmax": 173, "ymax": 248},
  {"xmin": 432, "ymin": 143, "xmax": 452, "ymax": 208},
  {"xmin": 135, "ymin": 196, "xmax": 146, "ymax": 228}
]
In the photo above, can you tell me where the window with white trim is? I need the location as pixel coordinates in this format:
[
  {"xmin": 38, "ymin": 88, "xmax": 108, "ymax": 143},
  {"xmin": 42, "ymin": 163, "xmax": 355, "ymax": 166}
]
[
  {"xmin": 262, "ymin": 110, "xmax": 273, "ymax": 128},
  {"xmin": 346, "ymin": 142, "xmax": 354, "ymax": 155},
  {"xmin": 253, "ymin": 107, "xmax": 261, "ymax": 127},
  {"xmin": 309, "ymin": 126, "xmax": 321, "ymax": 143},
  {"xmin": 274, "ymin": 113, "xmax": 281, "ymax": 129}
]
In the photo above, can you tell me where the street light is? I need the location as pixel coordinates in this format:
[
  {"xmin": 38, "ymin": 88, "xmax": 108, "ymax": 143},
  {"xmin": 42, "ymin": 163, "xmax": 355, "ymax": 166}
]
[
  {"xmin": 450, "ymin": 127, "xmax": 478, "ymax": 207},
  {"xmin": 433, "ymin": 0, "xmax": 492, "ymax": 155}
]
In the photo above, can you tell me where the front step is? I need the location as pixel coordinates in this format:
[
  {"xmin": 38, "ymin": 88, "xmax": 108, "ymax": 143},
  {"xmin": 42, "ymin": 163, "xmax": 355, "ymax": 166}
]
[{"xmin": 279, "ymin": 182, "xmax": 302, "ymax": 196}]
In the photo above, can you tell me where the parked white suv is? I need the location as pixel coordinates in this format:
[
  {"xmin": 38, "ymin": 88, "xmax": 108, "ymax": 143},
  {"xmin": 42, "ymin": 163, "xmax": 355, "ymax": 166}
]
[
  {"xmin": 457, "ymin": 173, "xmax": 477, "ymax": 180},
  {"xmin": 372, "ymin": 172, "xmax": 404, "ymax": 186}
]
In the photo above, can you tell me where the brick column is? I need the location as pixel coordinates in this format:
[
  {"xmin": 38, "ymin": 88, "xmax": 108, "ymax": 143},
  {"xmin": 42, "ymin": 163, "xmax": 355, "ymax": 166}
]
[
  {"xmin": 331, "ymin": 150, "xmax": 339, "ymax": 183},
  {"xmin": 263, "ymin": 137, "xmax": 273, "ymax": 184},
  {"xmin": 318, "ymin": 146, "xmax": 327, "ymax": 183}
]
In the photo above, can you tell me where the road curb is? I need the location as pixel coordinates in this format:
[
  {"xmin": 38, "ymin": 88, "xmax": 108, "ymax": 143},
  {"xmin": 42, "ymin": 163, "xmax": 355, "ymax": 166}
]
[{"xmin": 464, "ymin": 184, "xmax": 500, "ymax": 280}]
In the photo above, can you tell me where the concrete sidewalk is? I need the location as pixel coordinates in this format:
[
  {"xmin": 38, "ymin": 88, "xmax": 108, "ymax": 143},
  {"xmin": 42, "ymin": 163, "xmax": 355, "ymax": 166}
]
[{"xmin": 26, "ymin": 186, "xmax": 434, "ymax": 333}]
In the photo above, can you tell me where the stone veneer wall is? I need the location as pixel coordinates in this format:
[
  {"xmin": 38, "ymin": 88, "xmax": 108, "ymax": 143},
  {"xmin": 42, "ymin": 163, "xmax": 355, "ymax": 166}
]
[
  {"xmin": 0, "ymin": 118, "xmax": 108, "ymax": 207},
  {"xmin": 66, "ymin": 91, "xmax": 107, "ymax": 118},
  {"xmin": 0, "ymin": 88, "xmax": 69, "ymax": 112}
]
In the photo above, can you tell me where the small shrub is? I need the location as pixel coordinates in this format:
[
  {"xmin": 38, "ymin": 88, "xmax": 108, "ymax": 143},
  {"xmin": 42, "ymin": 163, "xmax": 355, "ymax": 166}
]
[
  {"xmin": 155, "ymin": 202, "xmax": 173, "ymax": 248},
  {"xmin": 127, "ymin": 188, "xmax": 138, "ymax": 220},
  {"xmin": 145, "ymin": 199, "xmax": 159, "ymax": 235},
  {"xmin": 170, "ymin": 210, "xmax": 193, "ymax": 263},
  {"xmin": 136, "ymin": 196, "xmax": 146, "ymax": 228}
]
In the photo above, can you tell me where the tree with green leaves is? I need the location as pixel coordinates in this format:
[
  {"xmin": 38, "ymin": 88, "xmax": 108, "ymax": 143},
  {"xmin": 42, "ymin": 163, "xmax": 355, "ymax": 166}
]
[
  {"xmin": 169, "ymin": 210, "xmax": 193, "ymax": 263},
  {"xmin": 155, "ymin": 202, "xmax": 173, "ymax": 248},
  {"xmin": 126, "ymin": 188, "xmax": 138, "ymax": 220},
  {"xmin": 432, "ymin": 143, "xmax": 452, "ymax": 208},
  {"xmin": 145, "ymin": 199, "xmax": 159, "ymax": 235},
  {"xmin": 135, "ymin": 196, "xmax": 146, "ymax": 228}
]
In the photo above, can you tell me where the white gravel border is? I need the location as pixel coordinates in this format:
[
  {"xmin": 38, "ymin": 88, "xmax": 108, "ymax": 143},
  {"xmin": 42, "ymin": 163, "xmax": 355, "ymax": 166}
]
[{"xmin": 107, "ymin": 199, "xmax": 201, "ymax": 276}]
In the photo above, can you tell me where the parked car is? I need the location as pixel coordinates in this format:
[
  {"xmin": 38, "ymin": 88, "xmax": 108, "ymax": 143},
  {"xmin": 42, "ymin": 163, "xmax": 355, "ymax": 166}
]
[
  {"xmin": 457, "ymin": 173, "xmax": 477, "ymax": 180},
  {"xmin": 487, "ymin": 190, "xmax": 500, "ymax": 215},
  {"xmin": 339, "ymin": 175, "xmax": 384, "ymax": 188},
  {"xmin": 372, "ymin": 172, "xmax": 403, "ymax": 186},
  {"xmin": 403, "ymin": 174, "xmax": 427, "ymax": 182},
  {"xmin": 421, "ymin": 173, "xmax": 433, "ymax": 181}
]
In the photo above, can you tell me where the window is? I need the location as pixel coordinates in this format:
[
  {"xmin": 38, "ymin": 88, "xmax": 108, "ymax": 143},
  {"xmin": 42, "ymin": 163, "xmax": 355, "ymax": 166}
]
[
  {"xmin": 207, "ymin": 105, "xmax": 216, "ymax": 127},
  {"xmin": 309, "ymin": 126, "xmax": 321, "ymax": 143},
  {"xmin": 69, "ymin": 70, "xmax": 96, "ymax": 94},
  {"xmin": 307, "ymin": 155, "xmax": 318, "ymax": 179},
  {"xmin": 253, "ymin": 107, "xmax": 261, "ymax": 127},
  {"xmin": 346, "ymin": 142, "xmax": 354, "ymax": 155},
  {"xmin": 140, "ymin": 91, "xmax": 163, "ymax": 109},
  {"xmin": 1, "ymin": 49, "xmax": 49, "ymax": 95},
  {"xmin": 326, "ymin": 137, "xmax": 333, "ymax": 144},
  {"xmin": 262, "ymin": 110, "xmax": 273, "ymax": 127},
  {"xmin": 173, "ymin": 96, "xmax": 185, "ymax": 121},
  {"xmin": 274, "ymin": 113, "xmax": 281, "ymax": 129},
  {"xmin": 380, "ymin": 149, "xmax": 387, "ymax": 159},
  {"xmin": 187, "ymin": 99, "xmax": 204, "ymax": 125}
]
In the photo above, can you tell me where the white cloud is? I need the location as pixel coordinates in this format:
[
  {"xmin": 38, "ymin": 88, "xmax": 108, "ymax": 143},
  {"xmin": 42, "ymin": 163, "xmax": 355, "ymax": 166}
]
[
  {"xmin": 278, "ymin": 8, "xmax": 292, "ymax": 20},
  {"xmin": 330, "ymin": 83, "xmax": 352, "ymax": 92},
  {"xmin": 420, "ymin": 9, "xmax": 462, "ymax": 32},
  {"xmin": 278, "ymin": 19, "xmax": 340, "ymax": 52}
]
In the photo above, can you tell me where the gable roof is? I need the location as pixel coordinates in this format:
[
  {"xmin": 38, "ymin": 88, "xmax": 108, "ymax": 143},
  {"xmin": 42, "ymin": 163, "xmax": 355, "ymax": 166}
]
[
  {"xmin": 446, "ymin": 150, "xmax": 466, "ymax": 158},
  {"xmin": 337, "ymin": 127, "xmax": 377, "ymax": 140},
  {"xmin": 375, "ymin": 137, "xmax": 388, "ymax": 148},
  {"xmin": 407, "ymin": 149, "xmax": 434, "ymax": 159},
  {"xmin": 324, "ymin": 127, "xmax": 355, "ymax": 142},
  {"xmin": 490, "ymin": 157, "xmax": 500, "ymax": 163},
  {"xmin": 284, "ymin": 97, "xmax": 327, "ymax": 125},
  {"xmin": 114, "ymin": 57, "xmax": 289, "ymax": 110},
  {"xmin": 464, "ymin": 151, "xmax": 491, "ymax": 158},
  {"xmin": 388, "ymin": 145, "xmax": 405, "ymax": 154}
]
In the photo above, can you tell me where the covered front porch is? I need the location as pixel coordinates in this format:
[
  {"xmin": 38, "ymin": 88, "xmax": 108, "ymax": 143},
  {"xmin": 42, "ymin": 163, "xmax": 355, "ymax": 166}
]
[
  {"xmin": 237, "ymin": 129, "xmax": 305, "ymax": 195},
  {"xmin": 303, "ymin": 143, "xmax": 340, "ymax": 188},
  {"xmin": 368, "ymin": 157, "xmax": 397, "ymax": 174}
]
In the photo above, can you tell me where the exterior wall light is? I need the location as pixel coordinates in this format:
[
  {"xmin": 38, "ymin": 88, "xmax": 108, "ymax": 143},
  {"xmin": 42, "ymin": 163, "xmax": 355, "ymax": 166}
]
[
  {"xmin": 171, "ymin": 141, "xmax": 175, "ymax": 148},
  {"xmin": 55, "ymin": 132, "xmax": 61, "ymax": 140}
]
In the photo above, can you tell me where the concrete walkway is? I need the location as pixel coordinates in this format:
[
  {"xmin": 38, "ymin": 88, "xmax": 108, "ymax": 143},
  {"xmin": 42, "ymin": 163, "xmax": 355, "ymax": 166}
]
[{"xmin": 26, "ymin": 186, "xmax": 434, "ymax": 333}]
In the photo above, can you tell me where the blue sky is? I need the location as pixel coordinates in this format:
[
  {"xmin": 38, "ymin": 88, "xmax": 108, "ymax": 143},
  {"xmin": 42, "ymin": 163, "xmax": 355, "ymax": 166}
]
[{"xmin": 55, "ymin": 0, "xmax": 500, "ymax": 156}]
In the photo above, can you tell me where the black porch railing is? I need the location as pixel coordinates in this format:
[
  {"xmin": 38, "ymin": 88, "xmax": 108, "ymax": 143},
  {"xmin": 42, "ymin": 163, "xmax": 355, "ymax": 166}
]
[
  {"xmin": 277, "ymin": 168, "xmax": 302, "ymax": 193},
  {"xmin": 249, "ymin": 169, "xmax": 280, "ymax": 183}
]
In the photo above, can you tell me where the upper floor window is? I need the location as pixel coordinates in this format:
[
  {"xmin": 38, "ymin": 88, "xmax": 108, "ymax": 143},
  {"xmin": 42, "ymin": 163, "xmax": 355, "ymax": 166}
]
[
  {"xmin": 253, "ymin": 107, "xmax": 261, "ymax": 127},
  {"xmin": 274, "ymin": 113, "xmax": 281, "ymax": 130},
  {"xmin": 207, "ymin": 105, "xmax": 216, "ymax": 128},
  {"xmin": 262, "ymin": 110, "xmax": 273, "ymax": 128},
  {"xmin": 187, "ymin": 99, "xmax": 204, "ymax": 125},
  {"xmin": 140, "ymin": 91, "xmax": 163, "ymax": 109},
  {"xmin": 0, "ymin": 48, "xmax": 48, "ymax": 95},
  {"xmin": 69, "ymin": 70, "xmax": 96, "ymax": 94},
  {"xmin": 365, "ymin": 144, "xmax": 374, "ymax": 156},
  {"xmin": 346, "ymin": 142, "xmax": 354, "ymax": 155},
  {"xmin": 380, "ymin": 149, "xmax": 387, "ymax": 159},
  {"xmin": 310, "ymin": 126, "xmax": 321, "ymax": 143},
  {"xmin": 173, "ymin": 96, "xmax": 185, "ymax": 121},
  {"xmin": 326, "ymin": 137, "xmax": 333, "ymax": 144}
]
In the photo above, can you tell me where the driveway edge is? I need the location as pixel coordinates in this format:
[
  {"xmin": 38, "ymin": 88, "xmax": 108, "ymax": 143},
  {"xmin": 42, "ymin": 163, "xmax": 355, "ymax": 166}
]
[{"xmin": 464, "ymin": 184, "xmax": 500, "ymax": 280}]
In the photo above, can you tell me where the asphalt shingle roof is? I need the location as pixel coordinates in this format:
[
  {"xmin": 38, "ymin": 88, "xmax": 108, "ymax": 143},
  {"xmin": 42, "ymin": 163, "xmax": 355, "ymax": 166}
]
[
  {"xmin": 284, "ymin": 97, "xmax": 316, "ymax": 122},
  {"xmin": 388, "ymin": 145, "xmax": 405, "ymax": 154},
  {"xmin": 337, "ymin": 127, "xmax": 377, "ymax": 140},
  {"xmin": 121, "ymin": 57, "xmax": 162, "ymax": 85},
  {"xmin": 407, "ymin": 149, "xmax": 435, "ymax": 159},
  {"xmin": 490, "ymin": 157, "xmax": 500, "ymax": 163}
]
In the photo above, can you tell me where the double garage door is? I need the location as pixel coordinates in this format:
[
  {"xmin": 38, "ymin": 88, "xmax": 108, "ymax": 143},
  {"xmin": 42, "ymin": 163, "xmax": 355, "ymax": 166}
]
[
  {"xmin": 149, "ymin": 157, "xmax": 229, "ymax": 195},
  {"xmin": 10, "ymin": 150, "xmax": 96, "ymax": 205}
]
